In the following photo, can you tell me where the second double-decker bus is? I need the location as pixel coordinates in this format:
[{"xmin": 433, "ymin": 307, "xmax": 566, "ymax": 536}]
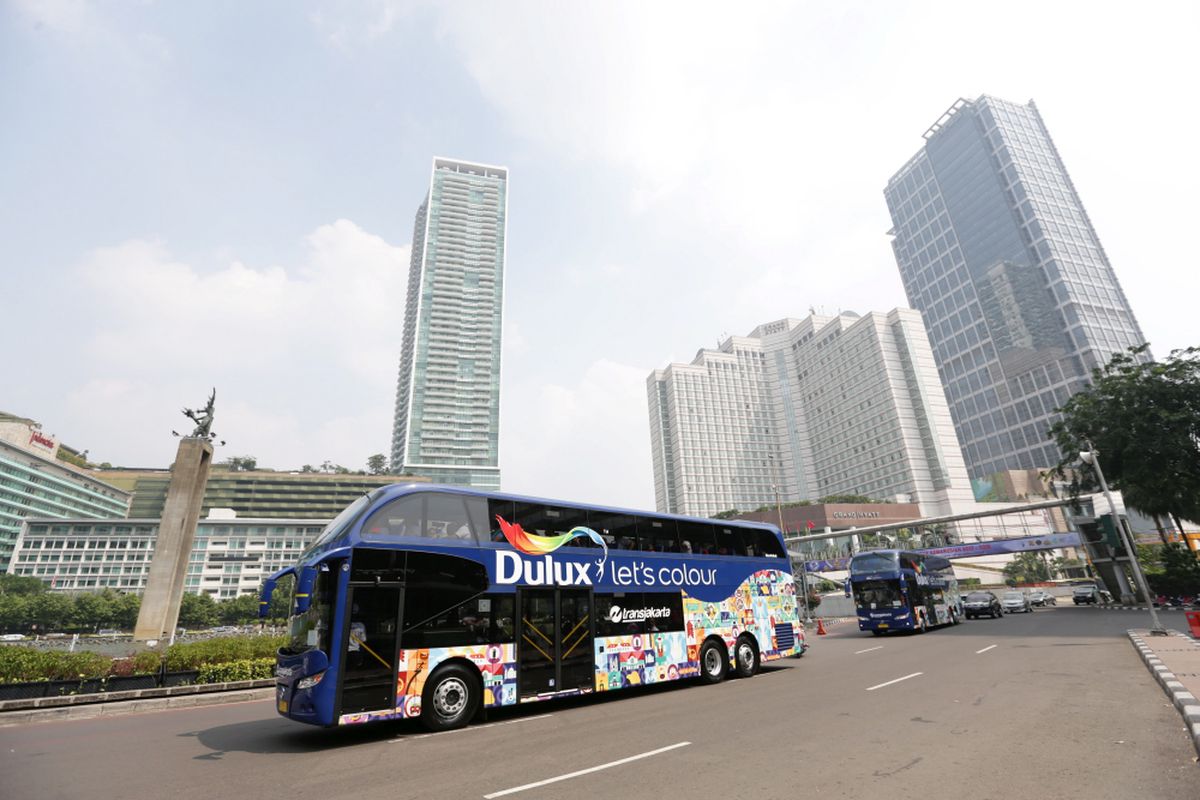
[
  {"xmin": 262, "ymin": 484, "xmax": 805, "ymax": 730},
  {"xmin": 848, "ymin": 549, "xmax": 962, "ymax": 635}
]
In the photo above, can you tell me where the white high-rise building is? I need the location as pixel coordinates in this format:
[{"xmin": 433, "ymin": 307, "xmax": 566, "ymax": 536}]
[
  {"xmin": 391, "ymin": 158, "xmax": 508, "ymax": 490},
  {"xmin": 647, "ymin": 309, "xmax": 976, "ymax": 518}
]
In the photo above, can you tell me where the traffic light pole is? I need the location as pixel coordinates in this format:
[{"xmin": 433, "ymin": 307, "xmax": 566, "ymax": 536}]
[{"xmin": 1084, "ymin": 443, "xmax": 1167, "ymax": 636}]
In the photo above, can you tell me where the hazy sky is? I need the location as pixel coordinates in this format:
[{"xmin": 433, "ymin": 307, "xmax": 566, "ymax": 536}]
[{"xmin": 4, "ymin": 1, "xmax": 1197, "ymax": 512}]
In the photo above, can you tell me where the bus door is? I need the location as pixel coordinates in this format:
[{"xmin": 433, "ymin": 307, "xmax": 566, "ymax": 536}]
[
  {"xmin": 339, "ymin": 584, "xmax": 401, "ymax": 714},
  {"xmin": 517, "ymin": 588, "xmax": 593, "ymax": 699}
]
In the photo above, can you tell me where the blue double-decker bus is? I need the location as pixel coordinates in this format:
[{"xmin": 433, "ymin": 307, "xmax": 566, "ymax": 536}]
[
  {"xmin": 262, "ymin": 484, "xmax": 805, "ymax": 730},
  {"xmin": 848, "ymin": 549, "xmax": 962, "ymax": 635}
]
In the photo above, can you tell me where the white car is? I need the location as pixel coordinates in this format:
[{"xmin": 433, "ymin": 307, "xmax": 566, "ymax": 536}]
[{"xmin": 0, "ymin": 633, "xmax": 27, "ymax": 641}]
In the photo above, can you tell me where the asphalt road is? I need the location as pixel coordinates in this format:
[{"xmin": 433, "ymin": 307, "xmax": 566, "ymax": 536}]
[{"xmin": 4, "ymin": 606, "xmax": 1198, "ymax": 800}]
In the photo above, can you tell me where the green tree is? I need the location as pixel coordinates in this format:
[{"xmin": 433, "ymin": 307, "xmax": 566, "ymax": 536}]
[
  {"xmin": 0, "ymin": 574, "xmax": 48, "ymax": 596},
  {"xmin": 220, "ymin": 455, "xmax": 258, "ymax": 472},
  {"xmin": 112, "ymin": 592, "xmax": 141, "ymax": 630},
  {"xmin": 178, "ymin": 593, "xmax": 219, "ymax": 628},
  {"xmin": 268, "ymin": 574, "xmax": 294, "ymax": 622},
  {"xmin": 366, "ymin": 454, "xmax": 389, "ymax": 475},
  {"xmin": 1049, "ymin": 345, "xmax": 1200, "ymax": 534},
  {"xmin": 1145, "ymin": 543, "xmax": 1200, "ymax": 597},
  {"xmin": 218, "ymin": 594, "xmax": 260, "ymax": 625},
  {"xmin": 29, "ymin": 593, "xmax": 73, "ymax": 632},
  {"xmin": 1003, "ymin": 552, "xmax": 1051, "ymax": 584},
  {"xmin": 0, "ymin": 594, "xmax": 30, "ymax": 633},
  {"xmin": 711, "ymin": 509, "xmax": 742, "ymax": 520}
]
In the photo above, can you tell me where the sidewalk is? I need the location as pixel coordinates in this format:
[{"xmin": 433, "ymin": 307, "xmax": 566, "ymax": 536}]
[{"xmin": 1128, "ymin": 627, "xmax": 1200, "ymax": 760}]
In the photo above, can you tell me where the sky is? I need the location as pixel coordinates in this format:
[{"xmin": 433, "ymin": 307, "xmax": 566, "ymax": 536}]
[{"xmin": 3, "ymin": 1, "xmax": 1198, "ymax": 513}]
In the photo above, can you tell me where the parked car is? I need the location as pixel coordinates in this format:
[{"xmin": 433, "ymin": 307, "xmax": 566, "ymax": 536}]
[
  {"xmin": 1002, "ymin": 591, "xmax": 1032, "ymax": 613},
  {"xmin": 0, "ymin": 633, "xmax": 26, "ymax": 642},
  {"xmin": 963, "ymin": 591, "xmax": 1003, "ymax": 619},
  {"xmin": 1027, "ymin": 589, "xmax": 1056, "ymax": 607}
]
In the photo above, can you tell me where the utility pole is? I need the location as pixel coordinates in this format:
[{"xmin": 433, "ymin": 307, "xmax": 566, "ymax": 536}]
[
  {"xmin": 1081, "ymin": 442, "xmax": 1167, "ymax": 636},
  {"xmin": 776, "ymin": 484, "xmax": 812, "ymax": 624}
]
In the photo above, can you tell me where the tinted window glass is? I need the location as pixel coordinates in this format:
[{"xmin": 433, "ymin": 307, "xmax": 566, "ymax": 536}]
[
  {"xmin": 486, "ymin": 499, "xmax": 514, "ymax": 543},
  {"xmin": 424, "ymin": 493, "xmax": 476, "ymax": 543},
  {"xmin": 351, "ymin": 549, "xmax": 406, "ymax": 582},
  {"xmin": 714, "ymin": 525, "xmax": 748, "ymax": 556},
  {"xmin": 401, "ymin": 553, "xmax": 489, "ymax": 648},
  {"xmin": 511, "ymin": 503, "xmax": 600, "ymax": 550},
  {"xmin": 362, "ymin": 494, "xmax": 423, "ymax": 538},
  {"xmin": 639, "ymin": 518, "xmax": 679, "ymax": 553},
  {"xmin": 676, "ymin": 520, "xmax": 716, "ymax": 555},
  {"xmin": 465, "ymin": 496, "xmax": 490, "ymax": 544},
  {"xmin": 588, "ymin": 512, "xmax": 638, "ymax": 551},
  {"xmin": 739, "ymin": 529, "xmax": 786, "ymax": 558}
]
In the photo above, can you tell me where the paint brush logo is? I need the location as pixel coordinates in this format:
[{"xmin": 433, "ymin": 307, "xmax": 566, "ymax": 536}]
[{"xmin": 494, "ymin": 515, "xmax": 609, "ymax": 584}]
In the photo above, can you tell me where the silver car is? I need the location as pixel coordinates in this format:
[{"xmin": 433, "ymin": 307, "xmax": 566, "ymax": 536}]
[
  {"xmin": 1002, "ymin": 591, "xmax": 1032, "ymax": 613},
  {"xmin": 1027, "ymin": 589, "xmax": 1056, "ymax": 607}
]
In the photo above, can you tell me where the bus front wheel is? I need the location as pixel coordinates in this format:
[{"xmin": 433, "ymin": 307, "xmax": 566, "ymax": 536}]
[
  {"xmin": 421, "ymin": 664, "xmax": 480, "ymax": 732},
  {"xmin": 733, "ymin": 636, "xmax": 759, "ymax": 678},
  {"xmin": 699, "ymin": 640, "xmax": 728, "ymax": 684}
]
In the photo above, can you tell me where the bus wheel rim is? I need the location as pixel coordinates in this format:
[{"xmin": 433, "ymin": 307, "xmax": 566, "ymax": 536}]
[
  {"xmin": 434, "ymin": 677, "xmax": 468, "ymax": 718},
  {"xmin": 704, "ymin": 647, "xmax": 722, "ymax": 675},
  {"xmin": 738, "ymin": 643, "xmax": 754, "ymax": 671}
]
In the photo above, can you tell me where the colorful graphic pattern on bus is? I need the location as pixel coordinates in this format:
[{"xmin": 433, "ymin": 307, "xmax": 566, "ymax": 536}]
[{"xmin": 337, "ymin": 569, "xmax": 801, "ymax": 726}]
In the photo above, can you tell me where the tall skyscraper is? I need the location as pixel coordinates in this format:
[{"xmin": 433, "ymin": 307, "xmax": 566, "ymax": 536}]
[
  {"xmin": 391, "ymin": 158, "xmax": 507, "ymax": 489},
  {"xmin": 884, "ymin": 96, "xmax": 1146, "ymax": 479},
  {"xmin": 647, "ymin": 309, "xmax": 975, "ymax": 519}
]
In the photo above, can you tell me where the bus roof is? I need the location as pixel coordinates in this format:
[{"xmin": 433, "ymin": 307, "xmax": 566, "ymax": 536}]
[{"xmin": 370, "ymin": 483, "xmax": 784, "ymax": 535}]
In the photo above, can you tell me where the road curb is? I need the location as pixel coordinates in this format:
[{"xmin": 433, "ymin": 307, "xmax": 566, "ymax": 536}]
[
  {"xmin": 0, "ymin": 685, "xmax": 275, "ymax": 726},
  {"xmin": 1127, "ymin": 630, "xmax": 1200, "ymax": 761}
]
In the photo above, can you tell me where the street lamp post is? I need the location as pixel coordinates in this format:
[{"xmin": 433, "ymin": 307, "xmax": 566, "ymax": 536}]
[
  {"xmin": 1081, "ymin": 443, "xmax": 1168, "ymax": 636},
  {"xmin": 775, "ymin": 484, "xmax": 812, "ymax": 624}
]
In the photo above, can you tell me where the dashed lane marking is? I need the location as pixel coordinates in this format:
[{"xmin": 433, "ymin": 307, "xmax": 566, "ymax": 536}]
[
  {"xmin": 865, "ymin": 672, "xmax": 923, "ymax": 691},
  {"xmin": 483, "ymin": 741, "xmax": 692, "ymax": 798}
]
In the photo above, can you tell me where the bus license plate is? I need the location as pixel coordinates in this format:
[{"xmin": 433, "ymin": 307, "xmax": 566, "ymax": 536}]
[{"xmin": 278, "ymin": 699, "xmax": 288, "ymax": 713}]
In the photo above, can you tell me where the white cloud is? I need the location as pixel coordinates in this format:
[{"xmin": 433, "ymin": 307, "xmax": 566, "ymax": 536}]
[
  {"xmin": 66, "ymin": 220, "xmax": 410, "ymax": 470},
  {"xmin": 501, "ymin": 359, "xmax": 654, "ymax": 510}
]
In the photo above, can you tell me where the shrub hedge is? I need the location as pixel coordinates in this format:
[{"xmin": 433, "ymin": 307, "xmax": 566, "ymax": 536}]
[
  {"xmin": 197, "ymin": 658, "xmax": 276, "ymax": 683},
  {"xmin": 0, "ymin": 635, "xmax": 285, "ymax": 684}
]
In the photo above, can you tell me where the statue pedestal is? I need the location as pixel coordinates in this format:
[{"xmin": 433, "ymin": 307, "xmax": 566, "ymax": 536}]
[{"xmin": 134, "ymin": 438, "xmax": 213, "ymax": 641}]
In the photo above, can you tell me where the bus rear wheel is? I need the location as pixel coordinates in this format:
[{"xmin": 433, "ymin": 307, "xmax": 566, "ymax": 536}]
[
  {"xmin": 421, "ymin": 664, "xmax": 479, "ymax": 732},
  {"xmin": 699, "ymin": 640, "xmax": 728, "ymax": 684},
  {"xmin": 733, "ymin": 636, "xmax": 759, "ymax": 678}
]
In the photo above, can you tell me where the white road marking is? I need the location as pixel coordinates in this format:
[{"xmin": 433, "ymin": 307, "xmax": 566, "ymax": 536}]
[
  {"xmin": 854, "ymin": 646, "xmax": 884, "ymax": 654},
  {"xmin": 976, "ymin": 644, "xmax": 998, "ymax": 654},
  {"xmin": 865, "ymin": 672, "xmax": 923, "ymax": 691},
  {"xmin": 483, "ymin": 741, "xmax": 692, "ymax": 798},
  {"xmin": 392, "ymin": 713, "xmax": 553, "ymax": 742}
]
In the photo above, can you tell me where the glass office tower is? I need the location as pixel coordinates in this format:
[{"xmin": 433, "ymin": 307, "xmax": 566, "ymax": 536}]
[
  {"xmin": 884, "ymin": 96, "xmax": 1146, "ymax": 478},
  {"xmin": 391, "ymin": 158, "xmax": 507, "ymax": 489}
]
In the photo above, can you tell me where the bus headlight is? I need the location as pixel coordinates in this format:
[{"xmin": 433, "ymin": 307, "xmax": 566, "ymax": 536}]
[{"xmin": 297, "ymin": 671, "xmax": 325, "ymax": 690}]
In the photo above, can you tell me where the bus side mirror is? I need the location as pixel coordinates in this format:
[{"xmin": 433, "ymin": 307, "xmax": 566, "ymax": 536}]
[
  {"xmin": 843, "ymin": 579, "xmax": 851, "ymax": 598},
  {"xmin": 294, "ymin": 566, "xmax": 318, "ymax": 614},
  {"xmin": 260, "ymin": 566, "xmax": 296, "ymax": 619},
  {"xmin": 259, "ymin": 577, "xmax": 276, "ymax": 619}
]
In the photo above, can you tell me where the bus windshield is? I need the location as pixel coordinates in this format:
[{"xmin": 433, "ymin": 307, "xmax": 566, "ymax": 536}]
[
  {"xmin": 855, "ymin": 579, "xmax": 904, "ymax": 609},
  {"xmin": 849, "ymin": 551, "xmax": 898, "ymax": 575},
  {"xmin": 301, "ymin": 493, "xmax": 373, "ymax": 557},
  {"xmin": 284, "ymin": 569, "xmax": 333, "ymax": 655}
]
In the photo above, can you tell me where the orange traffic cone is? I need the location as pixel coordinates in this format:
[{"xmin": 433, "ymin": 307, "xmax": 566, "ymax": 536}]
[{"xmin": 816, "ymin": 618, "xmax": 827, "ymax": 635}]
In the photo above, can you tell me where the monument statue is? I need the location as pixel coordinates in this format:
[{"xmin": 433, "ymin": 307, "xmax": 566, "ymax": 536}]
[{"xmin": 182, "ymin": 389, "xmax": 216, "ymax": 438}]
